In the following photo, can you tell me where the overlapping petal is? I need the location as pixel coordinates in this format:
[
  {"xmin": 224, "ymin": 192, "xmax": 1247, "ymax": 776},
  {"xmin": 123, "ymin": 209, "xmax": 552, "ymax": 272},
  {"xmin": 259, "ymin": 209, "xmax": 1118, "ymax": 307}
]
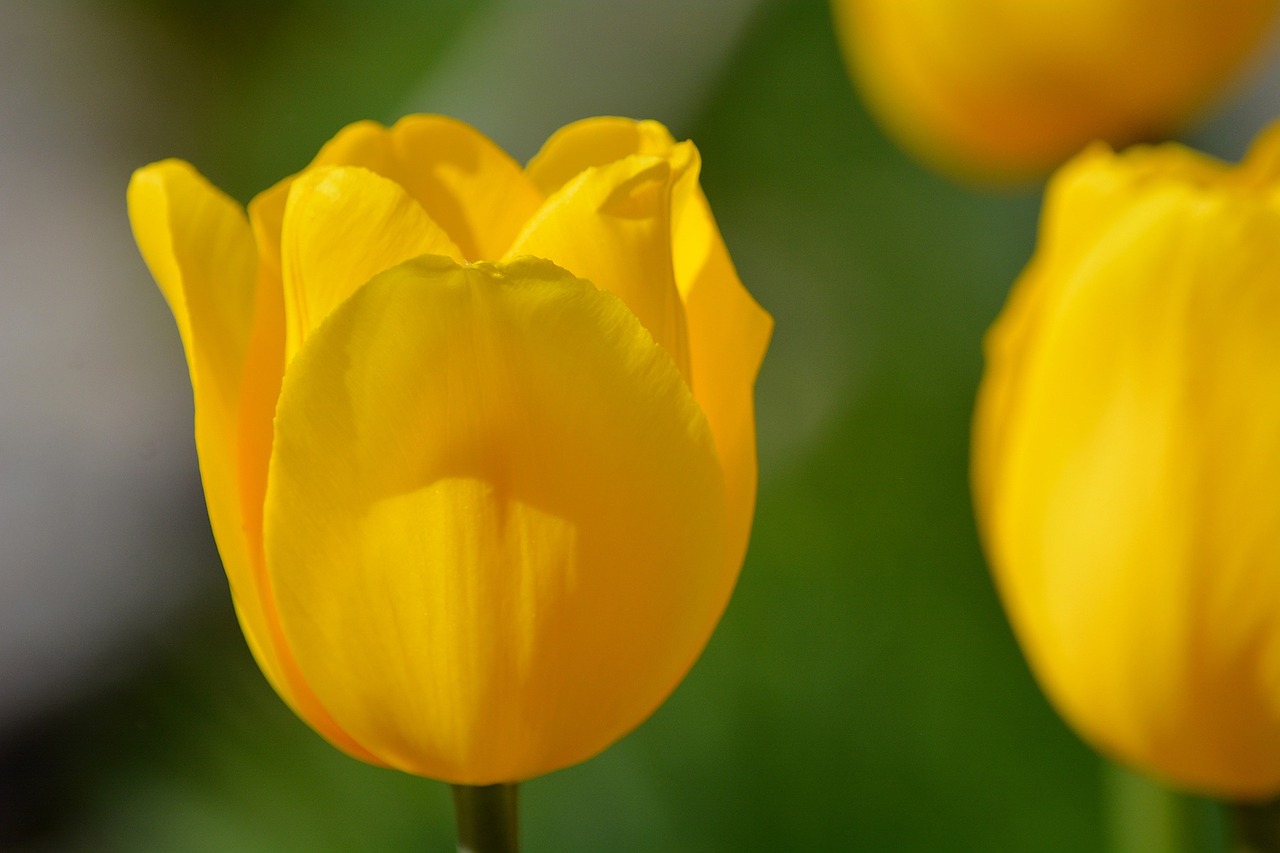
[
  {"xmin": 506, "ymin": 152, "xmax": 692, "ymax": 379},
  {"xmin": 525, "ymin": 117, "xmax": 680, "ymax": 194},
  {"xmin": 526, "ymin": 117, "xmax": 773, "ymax": 598},
  {"xmin": 280, "ymin": 165, "xmax": 464, "ymax": 360},
  {"xmin": 263, "ymin": 256, "xmax": 726, "ymax": 782}
]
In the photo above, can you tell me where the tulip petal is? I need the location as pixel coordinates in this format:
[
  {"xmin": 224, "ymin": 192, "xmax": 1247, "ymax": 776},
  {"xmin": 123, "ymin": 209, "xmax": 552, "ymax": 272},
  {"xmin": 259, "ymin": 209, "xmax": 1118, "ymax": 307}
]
[
  {"xmin": 527, "ymin": 117, "xmax": 773, "ymax": 577},
  {"xmin": 129, "ymin": 161, "xmax": 383, "ymax": 764},
  {"xmin": 506, "ymin": 153, "xmax": 693, "ymax": 381},
  {"xmin": 126, "ymin": 161, "xmax": 278, "ymax": 687},
  {"xmin": 383, "ymin": 116, "xmax": 543, "ymax": 260},
  {"xmin": 247, "ymin": 181, "xmax": 291, "ymax": 283},
  {"xmin": 670, "ymin": 161, "xmax": 773, "ymax": 581},
  {"xmin": 525, "ymin": 116, "xmax": 679, "ymax": 195},
  {"xmin": 128, "ymin": 161, "xmax": 256, "ymax": 409},
  {"xmin": 280, "ymin": 165, "xmax": 465, "ymax": 360},
  {"xmin": 247, "ymin": 115, "xmax": 541, "ymax": 275},
  {"xmin": 235, "ymin": 266, "xmax": 388, "ymax": 764},
  {"xmin": 264, "ymin": 256, "xmax": 727, "ymax": 783},
  {"xmin": 251, "ymin": 116, "xmax": 541, "ymax": 267}
]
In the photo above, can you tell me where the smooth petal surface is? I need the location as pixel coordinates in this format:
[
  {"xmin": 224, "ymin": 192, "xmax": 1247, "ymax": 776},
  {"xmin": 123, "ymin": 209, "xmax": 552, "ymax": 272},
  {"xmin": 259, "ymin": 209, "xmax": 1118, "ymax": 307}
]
[
  {"xmin": 264, "ymin": 256, "xmax": 727, "ymax": 783},
  {"xmin": 280, "ymin": 165, "xmax": 465, "ymax": 360},
  {"xmin": 975, "ymin": 135, "xmax": 1280, "ymax": 796}
]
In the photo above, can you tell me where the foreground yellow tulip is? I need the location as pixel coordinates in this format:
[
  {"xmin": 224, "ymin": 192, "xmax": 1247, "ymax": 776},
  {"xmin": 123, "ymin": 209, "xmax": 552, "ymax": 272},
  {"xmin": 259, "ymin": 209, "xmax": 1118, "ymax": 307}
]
[
  {"xmin": 128, "ymin": 116, "xmax": 771, "ymax": 784},
  {"xmin": 973, "ymin": 123, "xmax": 1280, "ymax": 797},
  {"xmin": 833, "ymin": 0, "xmax": 1278, "ymax": 182}
]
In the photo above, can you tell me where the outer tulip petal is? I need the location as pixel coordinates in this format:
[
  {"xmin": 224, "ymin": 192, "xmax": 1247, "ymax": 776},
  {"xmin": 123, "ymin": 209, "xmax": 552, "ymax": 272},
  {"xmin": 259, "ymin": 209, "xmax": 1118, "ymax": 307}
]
[
  {"xmin": 977, "ymin": 137, "xmax": 1280, "ymax": 795},
  {"xmin": 670, "ymin": 159, "xmax": 773, "ymax": 582},
  {"xmin": 525, "ymin": 116, "xmax": 679, "ymax": 195},
  {"xmin": 506, "ymin": 153, "xmax": 692, "ymax": 380},
  {"xmin": 130, "ymin": 161, "xmax": 381, "ymax": 764},
  {"xmin": 128, "ymin": 161, "xmax": 256, "ymax": 409},
  {"xmin": 264, "ymin": 256, "xmax": 727, "ymax": 783},
  {"xmin": 126, "ymin": 161, "xmax": 277, "ymax": 685},
  {"xmin": 280, "ymin": 165, "xmax": 465, "ymax": 360}
]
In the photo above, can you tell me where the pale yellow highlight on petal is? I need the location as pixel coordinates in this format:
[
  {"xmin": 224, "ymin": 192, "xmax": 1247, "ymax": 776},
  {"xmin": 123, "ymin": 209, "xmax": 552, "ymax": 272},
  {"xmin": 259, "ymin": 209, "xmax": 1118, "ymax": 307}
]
[
  {"xmin": 280, "ymin": 165, "xmax": 465, "ymax": 361},
  {"xmin": 976, "ymin": 140, "xmax": 1280, "ymax": 795},
  {"xmin": 525, "ymin": 115, "xmax": 773, "ymax": 599},
  {"xmin": 264, "ymin": 255, "xmax": 726, "ymax": 783},
  {"xmin": 506, "ymin": 153, "xmax": 692, "ymax": 380}
]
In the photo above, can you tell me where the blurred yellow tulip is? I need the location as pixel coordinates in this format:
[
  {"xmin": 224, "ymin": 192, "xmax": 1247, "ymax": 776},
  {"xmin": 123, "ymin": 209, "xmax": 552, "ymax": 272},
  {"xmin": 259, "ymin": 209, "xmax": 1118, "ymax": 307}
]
[
  {"xmin": 973, "ymin": 123, "xmax": 1280, "ymax": 797},
  {"xmin": 127, "ymin": 116, "xmax": 771, "ymax": 784},
  {"xmin": 833, "ymin": 0, "xmax": 1278, "ymax": 182}
]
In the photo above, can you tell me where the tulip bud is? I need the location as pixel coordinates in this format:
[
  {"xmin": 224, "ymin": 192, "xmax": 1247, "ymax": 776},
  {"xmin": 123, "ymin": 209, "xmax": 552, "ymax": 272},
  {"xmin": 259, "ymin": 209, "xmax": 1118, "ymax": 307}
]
[
  {"xmin": 973, "ymin": 122, "xmax": 1280, "ymax": 797},
  {"xmin": 832, "ymin": 0, "xmax": 1278, "ymax": 182},
  {"xmin": 127, "ymin": 116, "xmax": 771, "ymax": 784}
]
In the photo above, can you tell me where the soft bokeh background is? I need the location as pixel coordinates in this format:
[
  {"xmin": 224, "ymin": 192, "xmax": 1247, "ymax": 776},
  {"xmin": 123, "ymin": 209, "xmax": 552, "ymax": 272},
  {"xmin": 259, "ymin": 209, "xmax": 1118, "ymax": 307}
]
[{"xmin": 3, "ymin": 1, "xmax": 1278, "ymax": 850}]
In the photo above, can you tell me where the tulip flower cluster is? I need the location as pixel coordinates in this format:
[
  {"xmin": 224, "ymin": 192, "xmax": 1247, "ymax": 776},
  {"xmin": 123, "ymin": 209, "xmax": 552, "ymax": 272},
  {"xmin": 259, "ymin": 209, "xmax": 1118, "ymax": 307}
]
[
  {"xmin": 128, "ymin": 116, "xmax": 771, "ymax": 785},
  {"xmin": 973, "ymin": 125, "xmax": 1280, "ymax": 797}
]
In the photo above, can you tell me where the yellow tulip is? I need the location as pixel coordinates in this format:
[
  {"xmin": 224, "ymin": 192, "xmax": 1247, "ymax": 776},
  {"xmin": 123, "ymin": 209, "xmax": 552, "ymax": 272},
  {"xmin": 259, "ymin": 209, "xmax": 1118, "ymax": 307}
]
[
  {"xmin": 973, "ymin": 123, "xmax": 1280, "ymax": 797},
  {"xmin": 127, "ymin": 116, "xmax": 771, "ymax": 784},
  {"xmin": 833, "ymin": 0, "xmax": 1278, "ymax": 182}
]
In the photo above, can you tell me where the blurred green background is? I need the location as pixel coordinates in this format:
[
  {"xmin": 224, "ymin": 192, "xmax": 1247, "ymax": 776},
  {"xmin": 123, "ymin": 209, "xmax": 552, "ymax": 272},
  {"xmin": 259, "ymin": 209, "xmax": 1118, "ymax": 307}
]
[{"xmin": 2, "ymin": 1, "xmax": 1275, "ymax": 850}]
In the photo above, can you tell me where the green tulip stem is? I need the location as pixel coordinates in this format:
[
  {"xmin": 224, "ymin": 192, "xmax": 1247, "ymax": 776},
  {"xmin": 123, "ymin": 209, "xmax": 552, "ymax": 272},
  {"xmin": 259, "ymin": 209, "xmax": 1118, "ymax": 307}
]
[
  {"xmin": 1105, "ymin": 763, "xmax": 1199, "ymax": 853},
  {"xmin": 451, "ymin": 783, "xmax": 519, "ymax": 853},
  {"xmin": 1232, "ymin": 799, "xmax": 1280, "ymax": 853}
]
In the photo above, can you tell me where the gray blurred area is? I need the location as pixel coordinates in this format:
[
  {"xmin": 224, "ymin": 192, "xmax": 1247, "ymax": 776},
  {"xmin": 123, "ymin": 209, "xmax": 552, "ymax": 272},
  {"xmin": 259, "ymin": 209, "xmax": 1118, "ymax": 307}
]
[{"xmin": 0, "ymin": 1, "xmax": 216, "ymax": 736}]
